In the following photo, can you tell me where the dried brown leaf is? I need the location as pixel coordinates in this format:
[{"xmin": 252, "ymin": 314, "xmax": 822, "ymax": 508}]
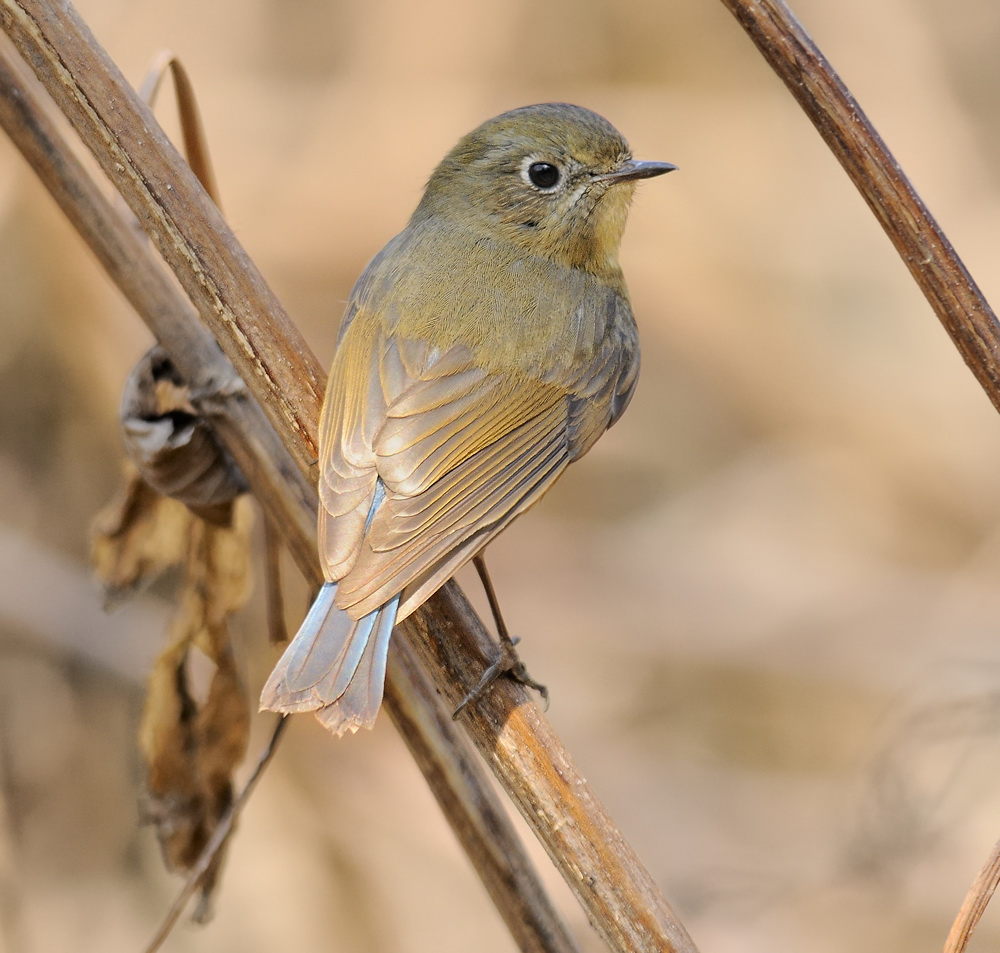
[
  {"xmin": 138, "ymin": 499, "xmax": 252, "ymax": 917},
  {"xmin": 92, "ymin": 331, "xmax": 253, "ymax": 923},
  {"xmin": 90, "ymin": 464, "xmax": 193, "ymax": 601}
]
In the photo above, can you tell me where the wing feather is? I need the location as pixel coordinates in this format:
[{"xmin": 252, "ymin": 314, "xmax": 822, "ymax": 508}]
[
  {"xmin": 316, "ymin": 317, "xmax": 382, "ymax": 577},
  {"xmin": 378, "ymin": 407, "xmax": 560, "ymax": 539},
  {"xmin": 377, "ymin": 382, "xmax": 556, "ymax": 496},
  {"xmin": 337, "ymin": 408, "xmax": 569, "ymax": 617},
  {"xmin": 373, "ymin": 403, "xmax": 566, "ymax": 555}
]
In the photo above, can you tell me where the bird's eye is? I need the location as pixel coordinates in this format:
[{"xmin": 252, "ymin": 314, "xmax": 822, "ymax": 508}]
[{"xmin": 527, "ymin": 162, "xmax": 560, "ymax": 189}]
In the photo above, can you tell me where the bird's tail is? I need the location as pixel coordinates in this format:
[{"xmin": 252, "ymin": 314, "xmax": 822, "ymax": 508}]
[{"xmin": 260, "ymin": 583, "xmax": 401, "ymax": 736}]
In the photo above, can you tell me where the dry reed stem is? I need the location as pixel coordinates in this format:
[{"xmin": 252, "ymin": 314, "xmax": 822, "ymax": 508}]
[
  {"xmin": 943, "ymin": 836, "xmax": 1000, "ymax": 953},
  {"xmin": 719, "ymin": 0, "xmax": 1000, "ymax": 411},
  {"xmin": 0, "ymin": 27, "xmax": 586, "ymax": 953},
  {"xmin": 0, "ymin": 3, "xmax": 695, "ymax": 951},
  {"xmin": 0, "ymin": 31, "xmax": 586, "ymax": 953},
  {"xmin": 719, "ymin": 1, "xmax": 1000, "ymax": 948}
]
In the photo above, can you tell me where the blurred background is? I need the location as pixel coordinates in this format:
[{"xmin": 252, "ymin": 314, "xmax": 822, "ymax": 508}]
[{"xmin": 2, "ymin": 0, "xmax": 1000, "ymax": 950}]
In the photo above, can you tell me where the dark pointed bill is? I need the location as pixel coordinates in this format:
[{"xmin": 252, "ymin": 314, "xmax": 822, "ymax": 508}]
[{"xmin": 599, "ymin": 159, "xmax": 678, "ymax": 183}]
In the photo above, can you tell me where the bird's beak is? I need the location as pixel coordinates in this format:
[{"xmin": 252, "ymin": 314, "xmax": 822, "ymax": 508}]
[{"xmin": 598, "ymin": 159, "xmax": 678, "ymax": 183}]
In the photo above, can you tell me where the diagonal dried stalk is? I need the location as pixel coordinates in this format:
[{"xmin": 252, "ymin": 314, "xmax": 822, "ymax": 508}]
[
  {"xmin": 943, "ymin": 835, "xmax": 1000, "ymax": 953},
  {"xmin": 0, "ymin": 33, "xmax": 590, "ymax": 953},
  {"xmin": 718, "ymin": 0, "xmax": 1000, "ymax": 412},
  {"xmin": 0, "ymin": 36, "xmax": 584, "ymax": 953},
  {"xmin": 0, "ymin": 4, "xmax": 696, "ymax": 952},
  {"xmin": 719, "ymin": 1, "xmax": 1000, "ymax": 948}
]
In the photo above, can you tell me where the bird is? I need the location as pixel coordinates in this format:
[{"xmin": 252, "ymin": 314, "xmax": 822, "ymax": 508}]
[{"xmin": 260, "ymin": 102, "xmax": 674, "ymax": 735}]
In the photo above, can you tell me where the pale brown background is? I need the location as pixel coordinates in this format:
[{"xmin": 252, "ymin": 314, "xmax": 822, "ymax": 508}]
[{"xmin": 2, "ymin": 0, "xmax": 1000, "ymax": 950}]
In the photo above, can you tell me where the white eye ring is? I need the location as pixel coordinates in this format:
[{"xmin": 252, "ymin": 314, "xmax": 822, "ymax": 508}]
[{"xmin": 521, "ymin": 157, "xmax": 561, "ymax": 190}]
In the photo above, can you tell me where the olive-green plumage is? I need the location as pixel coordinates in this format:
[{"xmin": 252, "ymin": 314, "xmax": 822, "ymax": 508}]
[{"xmin": 261, "ymin": 103, "xmax": 674, "ymax": 735}]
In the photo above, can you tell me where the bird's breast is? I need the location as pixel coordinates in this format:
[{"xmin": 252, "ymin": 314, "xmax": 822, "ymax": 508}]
[{"xmin": 365, "ymin": 223, "xmax": 628, "ymax": 384}]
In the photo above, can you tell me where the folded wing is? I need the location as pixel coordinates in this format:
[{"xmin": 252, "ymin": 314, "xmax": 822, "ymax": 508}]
[{"xmin": 318, "ymin": 292, "xmax": 638, "ymax": 622}]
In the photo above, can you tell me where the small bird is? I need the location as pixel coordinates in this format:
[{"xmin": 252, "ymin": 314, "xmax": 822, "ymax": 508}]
[{"xmin": 260, "ymin": 103, "xmax": 674, "ymax": 735}]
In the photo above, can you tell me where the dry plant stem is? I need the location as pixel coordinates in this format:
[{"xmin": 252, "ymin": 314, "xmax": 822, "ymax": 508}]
[
  {"xmin": 401, "ymin": 587, "xmax": 698, "ymax": 953},
  {"xmin": 143, "ymin": 717, "xmax": 288, "ymax": 953},
  {"xmin": 943, "ymin": 836, "xmax": 1000, "ymax": 953},
  {"xmin": 263, "ymin": 517, "xmax": 288, "ymax": 645},
  {"xmin": 388, "ymin": 644, "xmax": 582, "ymax": 953},
  {"xmin": 0, "ymin": 8, "xmax": 697, "ymax": 952},
  {"xmin": 0, "ymin": 37, "xmax": 579, "ymax": 953},
  {"xmin": 718, "ymin": 3, "xmax": 1000, "ymax": 942},
  {"xmin": 719, "ymin": 0, "xmax": 1000, "ymax": 412}
]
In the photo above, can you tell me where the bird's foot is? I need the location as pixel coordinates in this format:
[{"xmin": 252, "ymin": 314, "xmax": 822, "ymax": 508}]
[{"xmin": 453, "ymin": 635, "xmax": 548, "ymax": 718}]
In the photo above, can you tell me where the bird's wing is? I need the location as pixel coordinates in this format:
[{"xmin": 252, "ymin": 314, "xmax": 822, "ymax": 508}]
[
  {"xmin": 314, "ymin": 310, "xmax": 384, "ymax": 582},
  {"xmin": 319, "ymin": 296, "xmax": 637, "ymax": 621}
]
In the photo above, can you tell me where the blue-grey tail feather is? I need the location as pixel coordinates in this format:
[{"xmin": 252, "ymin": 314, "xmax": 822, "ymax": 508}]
[
  {"xmin": 316, "ymin": 593, "xmax": 399, "ymax": 735},
  {"xmin": 260, "ymin": 582, "xmax": 400, "ymax": 735}
]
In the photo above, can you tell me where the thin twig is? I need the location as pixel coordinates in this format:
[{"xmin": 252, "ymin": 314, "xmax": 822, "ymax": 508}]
[
  {"xmin": 0, "ymin": 31, "xmax": 579, "ymax": 953},
  {"xmin": 943, "ymin": 835, "xmax": 1000, "ymax": 953},
  {"xmin": 0, "ymin": 7, "xmax": 694, "ymax": 952},
  {"xmin": 262, "ymin": 517, "xmax": 288, "ymax": 645},
  {"xmin": 718, "ymin": 0, "xmax": 1000, "ymax": 413},
  {"xmin": 142, "ymin": 717, "xmax": 288, "ymax": 953}
]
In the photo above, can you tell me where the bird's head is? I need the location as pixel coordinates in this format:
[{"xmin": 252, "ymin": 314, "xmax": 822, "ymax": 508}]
[{"xmin": 414, "ymin": 103, "xmax": 675, "ymax": 281}]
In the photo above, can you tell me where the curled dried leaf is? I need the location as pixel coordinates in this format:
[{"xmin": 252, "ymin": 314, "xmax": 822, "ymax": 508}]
[
  {"xmin": 139, "ymin": 51, "xmax": 220, "ymax": 205},
  {"xmin": 121, "ymin": 346, "xmax": 247, "ymax": 526},
  {"xmin": 92, "ymin": 344, "xmax": 254, "ymax": 919}
]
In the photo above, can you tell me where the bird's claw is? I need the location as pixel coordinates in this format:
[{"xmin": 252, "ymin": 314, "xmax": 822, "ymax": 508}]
[{"xmin": 452, "ymin": 636, "xmax": 548, "ymax": 718}]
